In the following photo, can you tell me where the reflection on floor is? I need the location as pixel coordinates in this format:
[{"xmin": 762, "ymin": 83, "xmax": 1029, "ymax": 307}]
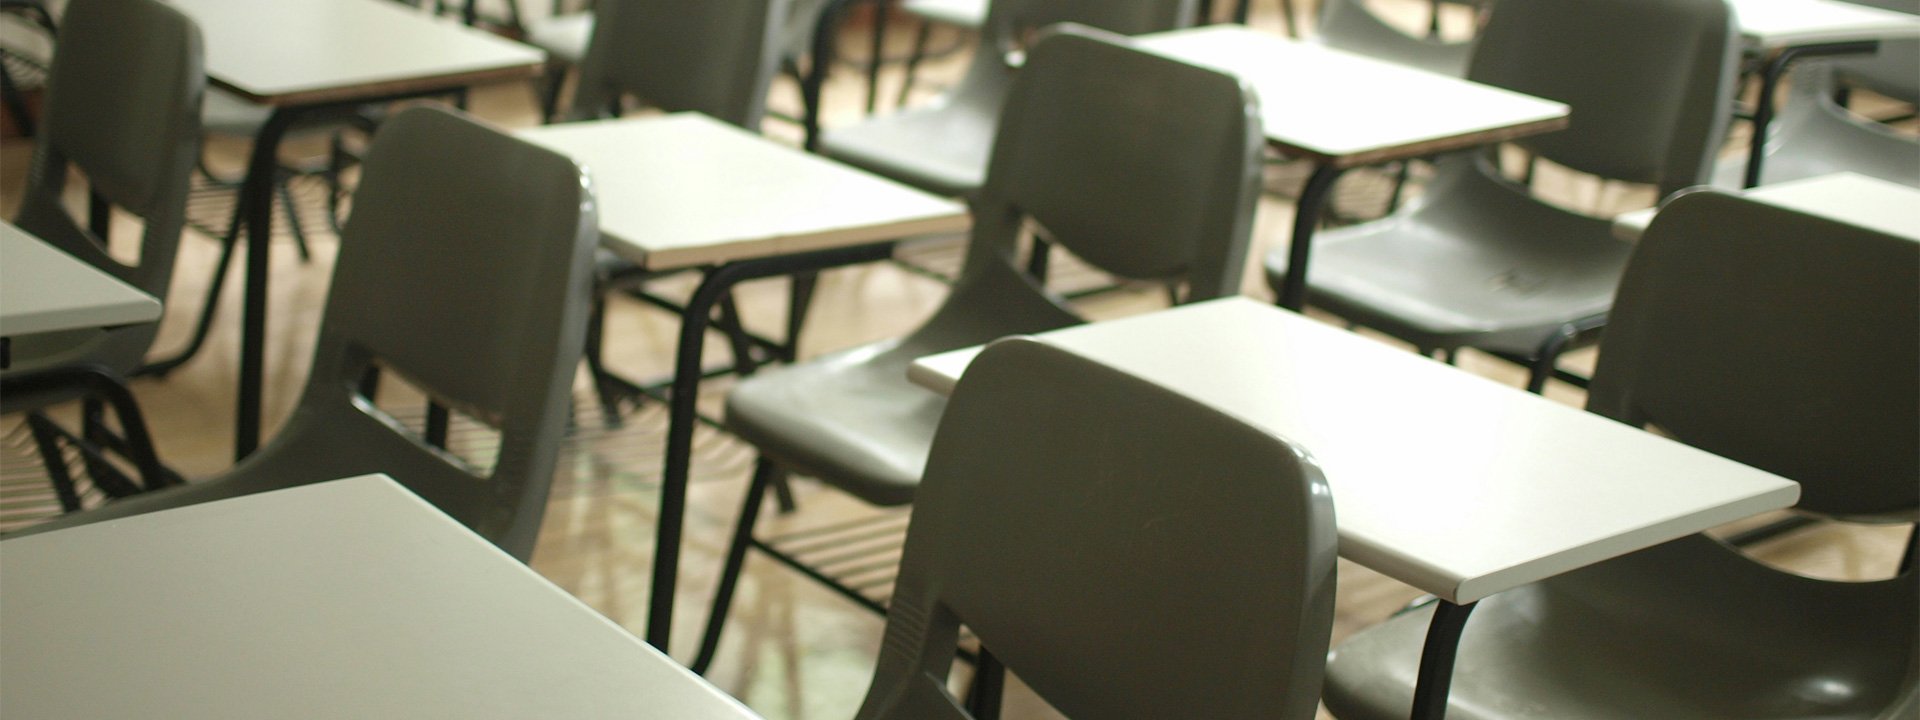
[{"xmin": 1, "ymin": 2, "xmax": 1911, "ymax": 719}]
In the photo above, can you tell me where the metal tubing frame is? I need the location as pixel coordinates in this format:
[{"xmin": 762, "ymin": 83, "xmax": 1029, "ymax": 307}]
[
  {"xmin": 1744, "ymin": 41, "xmax": 1879, "ymax": 189},
  {"xmin": 1276, "ymin": 163, "xmax": 1349, "ymax": 311},
  {"xmin": 1410, "ymin": 599, "xmax": 1477, "ymax": 720},
  {"xmin": 646, "ymin": 240, "xmax": 896, "ymax": 651}
]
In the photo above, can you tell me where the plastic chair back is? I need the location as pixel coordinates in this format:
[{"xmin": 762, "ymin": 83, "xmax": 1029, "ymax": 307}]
[
  {"xmin": 1589, "ymin": 190, "xmax": 1919, "ymax": 519},
  {"xmin": 9, "ymin": 0, "xmax": 201, "ymax": 367},
  {"xmin": 854, "ymin": 338, "xmax": 1337, "ymax": 720},
  {"xmin": 7, "ymin": 107, "xmax": 600, "ymax": 561},
  {"xmin": 962, "ymin": 25, "xmax": 1262, "ymax": 301},
  {"xmin": 1317, "ymin": 0, "xmax": 1476, "ymax": 76},
  {"xmin": 1468, "ymin": 0, "xmax": 1738, "ymax": 195},
  {"xmin": 570, "ymin": 0, "xmax": 786, "ymax": 128}
]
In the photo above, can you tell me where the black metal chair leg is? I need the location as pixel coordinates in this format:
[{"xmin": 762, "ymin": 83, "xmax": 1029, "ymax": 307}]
[
  {"xmin": 1026, "ymin": 236, "xmax": 1053, "ymax": 284},
  {"xmin": 138, "ymin": 218, "xmax": 242, "ymax": 377},
  {"xmin": 770, "ymin": 470, "xmax": 798, "ymax": 515},
  {"xmin": 896, "ymin": 19, "xmax": 934, "ymax": 108},
  {"xmin": 0, "ymin": 60, "xmax": 36, "ymax": 138},
  {"xmin": 691, "ymin": 457, "xmax": 777, "ymax": 675},
  {"xmin": 964, "ymin": 648, "xmax": 1006, "ymax": 719},
  {"xmin": 581, "ymin": 291, "xmax": 627, "ymax": 427},
  {"xmin": 538, "ymin": 61, "xmax": 568, "ymax": 123},
  {"xmin": 276, "ymin": 174, "xmax": 313, "ymax": 263},
  {"xmin": 784, "ymin": 270, "xmax": 820, "ymax": 363}
]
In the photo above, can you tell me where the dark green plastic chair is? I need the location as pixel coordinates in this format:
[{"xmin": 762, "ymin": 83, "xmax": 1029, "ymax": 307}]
[
  {"xmin": 1265, "ymin": 0, "xmax": 1740, "ymax": 393},
  {"xmin": 1322, "ymin": 190, "xmax": 1919, "ymax": 720},
  {"xmin": 691, "ymin": 25, "xmax": 1265, "ymax": 673},
  {"xmin": 7, "ymin": 107, "xmax": 600, "ymax": 563},
  {"xmin": 1, "ymin": 0, "xmax": 203, "ymax": 502},
  {"xmin": 852, "ymin": 338, "xmax": 1337, "ymax": 720}
]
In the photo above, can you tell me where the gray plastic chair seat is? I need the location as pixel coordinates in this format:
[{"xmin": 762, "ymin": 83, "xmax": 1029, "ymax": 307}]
[
  {"xmin": 1325, "ymin": 534, "xmax": 1917, "ymax": 720},
  {"xmin": 727, "ymin": 263, "xmax": 1076, "ymax": 507},
  {"xmin": 818, "ymin": 98, "xmax": 999, "ymax": 198},
  {"xmin": 812, "ymin": 0, "xmax": 1195, "ymax": 199},
  {"xmin": 525, "ymin": 11, "xmax": 594, "ymax": 64},
  {"xmin": 1713, "ymin": 60, "xmax": 1920, "ymax": 189},
  {"xmin": 1271, "ymin": 156, "xmax": 1630, "ymax": 354}
]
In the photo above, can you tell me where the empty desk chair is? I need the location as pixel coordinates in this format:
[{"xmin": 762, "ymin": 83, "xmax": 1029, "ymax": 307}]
[
  {"xmin": 851, "ymin": 338, "xmax": 1337, "ymax": 720},
  {"xmin": 692, "ymin": 26, "xmax": 1266, "ymax": 672},
  {"xmin": 817, "ymin": 0, "xmax": 1193, "ymax": 197},
  {"xmin": 1266, "ymin": 0, "xmax": 1739, "ymax": 392},
  {"xmin": 1322, "ymin": 190, "xmax": 1919, "ymax": 720},
  {"xmin": 7, "ymin": 107, "xmax": 600, "ymax": 563},
  {"xmin": 1, "ymin": 0, "xmax": 202, "ymax": 502}
]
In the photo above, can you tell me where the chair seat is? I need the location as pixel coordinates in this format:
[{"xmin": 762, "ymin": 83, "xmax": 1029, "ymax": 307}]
[
  {"xmin": 1324, "ymin": 535, "xmax": 1918, "ymax": 720},
  {"xmin": 818, "ymin": 100, "xmax": 997, "ymax": 198},
  {"xmin": 726, "ymin": 338, "xmax": 942, "ymax": 507},
  {"xmin": 902, "ymin": 0, "xmax": 986, "ymax": 28},
  {"xmin": 525, "ymin": 11, "xmax": 594, "ymax": 64},
  {"xmin": 1267, "ymin": 159, "xmax": 1630, "ymax": 355}
]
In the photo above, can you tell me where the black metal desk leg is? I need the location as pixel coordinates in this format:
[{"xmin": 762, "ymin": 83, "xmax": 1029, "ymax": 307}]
[
  {"xmin": 647, "ymin": 243, "xmax": 894, "ymax": 652},
  {"xmin": 1410, "ymin": 600, "xmax": 1477, "ymax": 720},
  {"xmin": 1277, "ymin": 163, "xmax": 1347, "ymax": 312},
  {"xmin": 235, "ymin": 108, "xmax": 302, "ymax": 461}
]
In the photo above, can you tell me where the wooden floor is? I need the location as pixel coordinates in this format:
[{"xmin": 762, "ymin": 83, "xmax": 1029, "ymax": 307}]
[{"xmin": 0, "ymin": 2, "xmax": 1910, "ymax": 718}]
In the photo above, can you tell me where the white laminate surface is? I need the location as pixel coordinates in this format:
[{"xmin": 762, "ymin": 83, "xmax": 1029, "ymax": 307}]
[
  {"xmin": 1613, "ymin": 172, "xmax": 1920, "ymax": 241},
  {"xmin": 0, "ymin": 221, "xmax": 161, "ymax": 337},
  {"xmin": 0, "ymin": 476, "xmax": 763, "ymax": 720},
  {"xmin": 1135, "ymin": 25, "xmax": 1570, "ymax": 166},
  {"xmin": 1733, "ymin": 0, "xmax": 1920, "ymax": 47},
  {"xmin": 168, "ymin": 0, "xmax": 545, "ymax": 104},
  {"xmin": 519, "ymin": 113, "xmax": 971, "ymax": 270},
  {"xmin": 909, "ymin": 298, "xmax": 1801, "ymax": 604}
]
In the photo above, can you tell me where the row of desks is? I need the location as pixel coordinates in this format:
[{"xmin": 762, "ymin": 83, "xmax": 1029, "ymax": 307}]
[{"xmin": 4, "ymin": 0, "xmax": 1916, "ymax": 716}]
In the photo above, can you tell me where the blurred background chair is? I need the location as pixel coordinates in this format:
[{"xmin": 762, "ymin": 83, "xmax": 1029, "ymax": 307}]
[
  {"xmin": 6, "ymin": 106, "xmax": 601, "ymax": 563},
  {"xmin": 691, "ymin": 25, "xmax": 1265, "ymax": 675},
  {"xmin": 1265, "ymin": 0, "xmax": 1739, "ymax": 393},
  {"xmin": 1715, "ymin": 56, "xmax": 1919, "ymax": 188},
  {"xmin": 850, "ymin": 338, "xmax": 1337, "ymax": 720},
  {"xmin": 1321, "ymin": 189, "xmax": 1918, "ymax": 720},
  {"xmin": 0, "ymin": 0, "xmax": 202, "ymax": 507}
]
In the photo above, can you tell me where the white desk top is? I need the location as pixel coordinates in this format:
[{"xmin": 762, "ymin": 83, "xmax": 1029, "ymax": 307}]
[
  {"xmin": 0, "ymin": 221, "xmax": 161, "ymax": 338},
  {"xmin": 0, "ymin": 476, "xmax": 762, "ymax": 719},
  {"xmin": 520, "ymin": 113, "xmax": 971, "ymax": 270},
  {"xmin": 1136, "ymin": 25, "xmax": 1570, "ymax": 167},
  {"xmin": 1734, "ymin": 0, "xmax": 1920, "ymax": 48},
  {"xmin": 910, "ymin": 298, "xmax": 1801, "ymax": 604},
  {"xmin": 1614, "ymin": 172, "xmax": 1920, "ymax": 241},
  {"xmin": 168, "ymin": 0, "xmax": 545, "ymax": 106}
]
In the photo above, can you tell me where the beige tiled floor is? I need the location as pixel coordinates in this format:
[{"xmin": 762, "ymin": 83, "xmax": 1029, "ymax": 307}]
[{"xmin": 1, "ymin": 2, "xmax": 1911, "ymax": 718}]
